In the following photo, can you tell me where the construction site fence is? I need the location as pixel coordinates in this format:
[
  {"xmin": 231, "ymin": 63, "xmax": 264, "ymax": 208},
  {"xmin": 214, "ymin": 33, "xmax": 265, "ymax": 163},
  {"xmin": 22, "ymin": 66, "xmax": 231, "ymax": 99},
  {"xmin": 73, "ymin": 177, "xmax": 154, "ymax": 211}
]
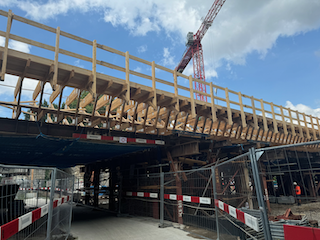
[
  {"xmin": 0, "ymin": 164, "xmax": 74, "ymax": 240},
  {"xmin": 120, "ymin": 161, "xmax": 270, "ymax": 240},
  {"xmin": 120, "ymin": 140, "xmax": 320, "ymax": 240}
]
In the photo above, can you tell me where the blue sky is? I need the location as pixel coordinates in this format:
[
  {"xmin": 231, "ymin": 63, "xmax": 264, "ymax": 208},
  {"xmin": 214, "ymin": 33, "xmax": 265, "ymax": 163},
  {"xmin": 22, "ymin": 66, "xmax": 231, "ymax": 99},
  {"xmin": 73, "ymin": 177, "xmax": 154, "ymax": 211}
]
[{"xmin": 0, "ymin": 0, "xmax": 320, "ymax": 119}]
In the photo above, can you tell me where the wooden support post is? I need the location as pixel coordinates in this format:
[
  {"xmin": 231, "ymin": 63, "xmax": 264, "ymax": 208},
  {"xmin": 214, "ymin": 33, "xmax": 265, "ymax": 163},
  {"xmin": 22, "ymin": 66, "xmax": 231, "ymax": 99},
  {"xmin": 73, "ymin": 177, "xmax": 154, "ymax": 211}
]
[
  {"xmin": 309, "ymin": 115, "xmax": 317, "ymax": 140},
  {"xmin": 260, "ymin": 99, "xmax": 268, "ymax": 132},
  {"xmin": 288, "ymin": 109, "xmax": 296, "ymax": 136},
  {"xmin": 90, "ymin": 40, "xmax": 97, "ymax": 99},
  {"xmin": 74, "ymin": 90, "xmax": 81, "ymax": 126},
  {"xmin": 317, "ymin": 118, "xmax": 320, "ymax": 138},
  {"xmin": 238, "ymin": 92, "xmax": 247, "ymax": 128},
  {"xmin": 210, "ymin": 82, "xmax": 217, "ymax": 123},
  {"xmin": 152, "ymin": 106, "xmax": 160, "ymax": 130},
  {"xmin": 51, "ymin": 26, "xmax": 60, "ymax": 91},
  {"xmin": 37, "ymin": 82, "xmax": 45, "ymax": 121},
  {"xmin": 251, "ymin": 97, "xmax": 259, "ymax": 129},
  {"xmin": 225, "ymin": 88, "xmax": 233, "ymax": 125},
  {"xmin": 270, "ymin": 102, "xmax": 278, "ymax": 133},
  {"xmin": 183, "ymin": 113, "xmax": 189, "ymax": 131},
  {"xmin": 189, "ymin": 76, "xmax": 196, "ymax": 118},
  {"xmin": 151, "ymin": 61, "xmax": 157, "ymax": 109},
  {"xmin": 0, "ymin": 10, "xmax": 13, "ymax": 81},
  {"xmin": 280, "ymin": 106, "xmax": 288, "ymax": 135},
  {"xmin": 295, "ymin": 111, "xmax": 304, "ymax": 138},
  {"xmin": 125, "ymin": 51, "xmax": 130, "ymax": 103},
  {"xmin": 302, "ymin": 113, "xmax": 311, "ymax": 139},
  {"xmin": 193, "ymin": 115, "xmax": 199, "ymax": 133},
  {"xmin": 173, "ymin": 70, "xmax": 179, "ymax": 111}
]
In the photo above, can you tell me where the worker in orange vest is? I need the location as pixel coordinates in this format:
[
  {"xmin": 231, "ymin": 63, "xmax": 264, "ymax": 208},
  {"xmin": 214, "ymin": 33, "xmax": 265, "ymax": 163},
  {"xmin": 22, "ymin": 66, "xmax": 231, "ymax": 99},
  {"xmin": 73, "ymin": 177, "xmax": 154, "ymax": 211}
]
[{"xmin": 294, "ymin": 182, "xmax": 301, "ymax": 206}]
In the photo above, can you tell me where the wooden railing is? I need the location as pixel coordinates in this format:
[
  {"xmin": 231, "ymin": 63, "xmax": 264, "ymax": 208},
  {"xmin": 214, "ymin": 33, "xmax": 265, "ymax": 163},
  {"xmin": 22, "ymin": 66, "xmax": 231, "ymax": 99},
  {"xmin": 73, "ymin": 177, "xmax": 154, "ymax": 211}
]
[{"xmin": 0, "ymin": 9, "xmax": 319, "ymax": 141}]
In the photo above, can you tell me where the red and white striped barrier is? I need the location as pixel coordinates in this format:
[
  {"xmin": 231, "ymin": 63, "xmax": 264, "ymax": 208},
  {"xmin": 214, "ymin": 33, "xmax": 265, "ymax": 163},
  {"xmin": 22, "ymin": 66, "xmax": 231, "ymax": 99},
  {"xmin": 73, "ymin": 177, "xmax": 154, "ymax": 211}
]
[
  {"xmin": 73, "ymin": 133, "xmax": 165, "ymax": 145},
  {"xmin": 164, "ymin": 194, "xmax": 211, "ymax": 205},
  {"xmin": 126, "ymin": 192, "xmax": 158, "ymax": 198},
  {"xmin": 0, "ymin": 195, "xmax": 70, "ymax": 240},
  {"xmin": 215, "ymin": 200, "xmax": 260, "ymax": 232},
  {"xmin": 125, "ymin": 191, "xmax": 211, "ymax": 205}
]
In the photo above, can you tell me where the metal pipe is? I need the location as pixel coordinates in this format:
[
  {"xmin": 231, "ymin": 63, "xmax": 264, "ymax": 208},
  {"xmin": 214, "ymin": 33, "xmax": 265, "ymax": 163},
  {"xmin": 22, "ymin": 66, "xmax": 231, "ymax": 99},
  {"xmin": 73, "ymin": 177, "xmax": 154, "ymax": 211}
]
[
  {"xmin": 46, "ymin": 168, "xmax": 56, "ymax": 240},
  {"xmin": 256, "ymin": 139, "xmax": 320, "ymax": 152},
  {"xmin": 211, "ymin": 166, "xmax": 219, "ymax": 240},
  {"xmin": 159, "ymin": 172, "xmax": 164, "ymax": 228},
  {"xmin": 249, "ymin": 148, "xmax": 272, "ymax": 240}
]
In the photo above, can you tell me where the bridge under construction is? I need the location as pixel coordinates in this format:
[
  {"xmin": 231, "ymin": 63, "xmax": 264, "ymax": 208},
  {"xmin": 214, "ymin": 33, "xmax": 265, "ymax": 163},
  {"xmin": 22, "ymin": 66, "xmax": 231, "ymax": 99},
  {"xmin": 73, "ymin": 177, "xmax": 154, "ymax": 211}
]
[{"xmin": 1, "ymin": 9, "xmax": 320, "ymax": 240}]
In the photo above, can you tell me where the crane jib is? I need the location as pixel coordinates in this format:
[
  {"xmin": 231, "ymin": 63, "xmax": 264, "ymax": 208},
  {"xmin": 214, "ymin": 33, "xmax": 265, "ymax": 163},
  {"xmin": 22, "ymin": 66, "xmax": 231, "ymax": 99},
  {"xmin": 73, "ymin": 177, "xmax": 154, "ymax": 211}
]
[{"xmin": 175, "ymin": 0, "xmax": 226, "ymax": 76}]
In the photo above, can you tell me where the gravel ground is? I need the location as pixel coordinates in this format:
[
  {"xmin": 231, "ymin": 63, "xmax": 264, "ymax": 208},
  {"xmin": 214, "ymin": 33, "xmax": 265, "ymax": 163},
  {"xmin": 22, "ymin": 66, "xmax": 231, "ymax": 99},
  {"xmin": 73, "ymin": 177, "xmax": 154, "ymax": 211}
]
[{"xmin": 270, "ymin": 201, "xmax": 320, "ymax": 224}]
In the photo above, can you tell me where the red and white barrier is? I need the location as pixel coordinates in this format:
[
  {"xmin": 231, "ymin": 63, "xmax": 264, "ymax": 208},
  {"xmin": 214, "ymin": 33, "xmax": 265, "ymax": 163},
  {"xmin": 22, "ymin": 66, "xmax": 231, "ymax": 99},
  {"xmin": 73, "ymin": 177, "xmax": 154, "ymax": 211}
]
[
  {"xmin": 125, "ymin": 191, "xmax": 211, "ymax": 205},
  {"xmin": 164, "ymin": 194, "xmax": 211, "ymax": 205},
  {"xmin": 0, "ymin": 195, "xmax": 71, "ymax": 240},
  {"xmin": 215, "ymin": 200, "xmax": 260, "ymax": 232},
  {"xmin": 126, "ymin": 191, "xmax": 158, "ymax": 198},
  {"xmin": 73, "ymin": 133, "xmax": 165, "ymax": 145}
]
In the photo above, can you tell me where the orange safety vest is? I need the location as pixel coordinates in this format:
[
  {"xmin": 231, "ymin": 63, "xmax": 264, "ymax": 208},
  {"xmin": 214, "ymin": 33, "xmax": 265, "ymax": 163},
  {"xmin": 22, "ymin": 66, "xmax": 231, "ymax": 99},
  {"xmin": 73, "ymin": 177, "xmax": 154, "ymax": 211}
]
[{"xmin": 295, "ymin": 185, "xmax": 301, "ymax": 195}]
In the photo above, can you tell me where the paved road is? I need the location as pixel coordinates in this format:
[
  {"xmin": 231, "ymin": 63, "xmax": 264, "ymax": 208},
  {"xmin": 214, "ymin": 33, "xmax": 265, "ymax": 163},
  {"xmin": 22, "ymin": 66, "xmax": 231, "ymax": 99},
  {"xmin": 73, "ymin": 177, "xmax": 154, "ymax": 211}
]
[{"xmin": 70, "ymin": 206, "xmax": 203, "ymax": 240}]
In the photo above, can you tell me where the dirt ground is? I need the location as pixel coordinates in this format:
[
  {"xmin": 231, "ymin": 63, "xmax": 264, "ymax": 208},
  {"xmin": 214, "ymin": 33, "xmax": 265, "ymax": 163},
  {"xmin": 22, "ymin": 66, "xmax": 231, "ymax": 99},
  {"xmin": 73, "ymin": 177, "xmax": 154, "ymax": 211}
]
[{"xmin": 269, "ymin": 201, "xmax": 320, "ymax": 224}]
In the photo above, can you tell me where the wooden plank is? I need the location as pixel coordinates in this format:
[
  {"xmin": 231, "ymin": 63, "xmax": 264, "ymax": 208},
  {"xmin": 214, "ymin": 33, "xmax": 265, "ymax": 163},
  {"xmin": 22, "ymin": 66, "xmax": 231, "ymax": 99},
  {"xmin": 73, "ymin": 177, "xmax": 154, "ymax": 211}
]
[
  {"xmin": 270, "ymin": 102, "xmax": 278, "ymax": 133},
  {"xmin": 295, "ymin": 111, "xmax": 304, "ymax": 137},
  {"xmin": 80, "ymin": 93, "xmax": 93, "ymax": 108},
  {"xmin": 14, "ymin": 58, "xmax": 31, "ymax": 98},
  {"xmin": 125, "ymin": 51, "xmax": 130, "ymax": 103},
  {"xmin": 33, "ymin": 82, "xmax": 41, "ymax": 101},
  {"xmin": 302, "ymin": 113, "xmax": 311, "ymax": 139},
  {"xmin": 238, "ymin": 92, "xmax": 246, "ymax": 128},
  {"xmin": 91, "ymin": 40, "xmax": 97, "ymax": 99},
  {"xmin": 50, "ymin": 70, "xmax": 75, "ymax": 103},
  {"xmin": 0, "ymin": 10, "xmax": 13, "ymax": 81},
  {"xmin": 210, "ymin": 82, "xmax": 217, "ymax": 123},
  {"xmin": 189, "ymin": 76, "xmax": 196, "ymax": 118},
  {"xmin": 66, "ymin": 88, "xmax": 79, "ymax": 106},
  {"xmin": 280, "ymin": 106, "xmax": 288, "ymax": 135},
  {"xmin": 260, "ymin": 99, "xmax": 268, "ymax": 132},
  {"xmin": 152, "ymin": 61, "xmax": 157, "ymax": 109},
  {"xmin": 251, "ymin": 96, "xmax": 258, "ymax": 129},
  {"xmin": 309, "ymin": 115, "xmax": 317, "ymax": 140},
  {"xmin": 287, "ymin": 109, "xmax": 296, "ymax": 136},
  {"xmin": 225, "ymin": 88, "xmax": 233, "ymax": 125},
  {"xmin": 173, "ymin": 70, "xmax": 179, "ymax": 111},
  {"xmin": 51, "ymin": 26, "xmax": 60, "ymax": 91}
]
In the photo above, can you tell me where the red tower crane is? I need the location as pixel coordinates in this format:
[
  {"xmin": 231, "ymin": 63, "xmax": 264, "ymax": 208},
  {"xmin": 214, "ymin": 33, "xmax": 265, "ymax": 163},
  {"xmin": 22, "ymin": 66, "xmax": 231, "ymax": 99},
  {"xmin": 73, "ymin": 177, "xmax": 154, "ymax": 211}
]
[{"xmin": 175, "ymin": 0, "xmax": 226, "ymax": 101}]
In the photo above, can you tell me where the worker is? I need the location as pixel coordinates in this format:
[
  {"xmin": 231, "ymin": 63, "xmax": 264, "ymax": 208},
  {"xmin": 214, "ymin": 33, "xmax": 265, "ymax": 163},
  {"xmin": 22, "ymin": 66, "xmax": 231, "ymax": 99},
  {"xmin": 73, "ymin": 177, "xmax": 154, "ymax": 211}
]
[{"xmin": 293, "ymin": 182, "xmax": 301, "ymax": 206}]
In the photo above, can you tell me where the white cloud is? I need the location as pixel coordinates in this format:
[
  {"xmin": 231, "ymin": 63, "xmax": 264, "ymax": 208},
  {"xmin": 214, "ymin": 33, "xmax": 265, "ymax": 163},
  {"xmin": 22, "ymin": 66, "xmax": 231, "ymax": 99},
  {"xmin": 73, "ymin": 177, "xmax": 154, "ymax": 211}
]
[
  {"xmin": 74, "ymin": 59, "xmax": 84, "ymax": 68},
  {"xmin": 0, "ymin": 37, "xmax": 31, "ymax": 53},
  {"xmin": 161, "ymin": 47, "xmax": 175, "ymax": 67},
  {"xmin": 133, "ymin": 66, "xmax": 142, "ymax": 73},
  {"xmin": 1, "ymin": 0, "xmax": 320, "ymax": 74},
  {"xmin": 285, "ymin": 101, "xmax": 320, "ymax": 118},
  {"xmin": 137, "ymin": 45, "xmax": 147, "ymax": 53}
]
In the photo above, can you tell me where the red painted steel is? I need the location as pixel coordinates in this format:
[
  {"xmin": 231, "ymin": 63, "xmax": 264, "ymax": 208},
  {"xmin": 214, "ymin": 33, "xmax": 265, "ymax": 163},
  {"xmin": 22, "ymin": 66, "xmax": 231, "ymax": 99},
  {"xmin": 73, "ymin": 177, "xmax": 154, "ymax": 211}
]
[
  {"xmin": 32, "ymin": 208, "xmax": 41, "ymax": 223},
  {"xmin": 1, "ymin": 219, "xmax": 19, "ymax": 240},
  {"xmin": 284, "ymin": 225, "xmax": 320, "ymax": 240},
  {"xmin": 175, "ymin": 0, "xmax": 226, "ymax": 101}
]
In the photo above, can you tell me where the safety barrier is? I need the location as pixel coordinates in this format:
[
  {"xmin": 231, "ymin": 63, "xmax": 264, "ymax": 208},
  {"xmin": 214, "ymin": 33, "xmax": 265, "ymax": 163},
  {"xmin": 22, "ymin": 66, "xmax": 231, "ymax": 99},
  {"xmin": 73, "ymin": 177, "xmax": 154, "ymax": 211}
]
[{"xmin": 0, "ymin": 164, "xmax": 74, "ymax": 240}]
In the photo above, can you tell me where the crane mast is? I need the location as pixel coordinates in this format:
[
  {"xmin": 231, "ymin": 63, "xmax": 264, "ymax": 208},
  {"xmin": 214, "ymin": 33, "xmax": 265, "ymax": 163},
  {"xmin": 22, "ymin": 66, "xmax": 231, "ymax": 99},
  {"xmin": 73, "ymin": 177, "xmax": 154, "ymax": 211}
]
[{"xmin": 176, "ymin": 0, "xmax": 226, "ymax": 101}]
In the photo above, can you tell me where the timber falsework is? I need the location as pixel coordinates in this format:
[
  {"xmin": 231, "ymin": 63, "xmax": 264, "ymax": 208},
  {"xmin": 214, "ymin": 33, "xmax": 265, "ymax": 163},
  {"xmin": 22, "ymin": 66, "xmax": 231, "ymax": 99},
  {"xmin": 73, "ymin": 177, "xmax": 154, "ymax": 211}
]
[{"xmin": 0, "ymin": 9, "xmax": 319, "ymax": 146}]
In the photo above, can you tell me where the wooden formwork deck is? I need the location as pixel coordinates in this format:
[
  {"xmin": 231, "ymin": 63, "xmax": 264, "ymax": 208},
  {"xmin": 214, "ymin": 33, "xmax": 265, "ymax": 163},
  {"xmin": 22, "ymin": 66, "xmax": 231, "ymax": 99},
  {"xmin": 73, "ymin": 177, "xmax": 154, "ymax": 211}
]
[{"xmin": 0, "ymin": 9, "xmax": 319, "ymax": 146}]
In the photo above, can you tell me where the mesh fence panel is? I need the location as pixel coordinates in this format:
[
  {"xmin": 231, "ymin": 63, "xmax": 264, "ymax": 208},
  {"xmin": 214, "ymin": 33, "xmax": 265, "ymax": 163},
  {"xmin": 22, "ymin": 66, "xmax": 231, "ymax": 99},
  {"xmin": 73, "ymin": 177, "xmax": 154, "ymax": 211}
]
[
  {"xmin": 122, "ymin": 174, "xmax": 160, "ymax": 219},
  {"xmin": 0, "ymin": 165, "xmax": 73, "ymax": 240}
]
